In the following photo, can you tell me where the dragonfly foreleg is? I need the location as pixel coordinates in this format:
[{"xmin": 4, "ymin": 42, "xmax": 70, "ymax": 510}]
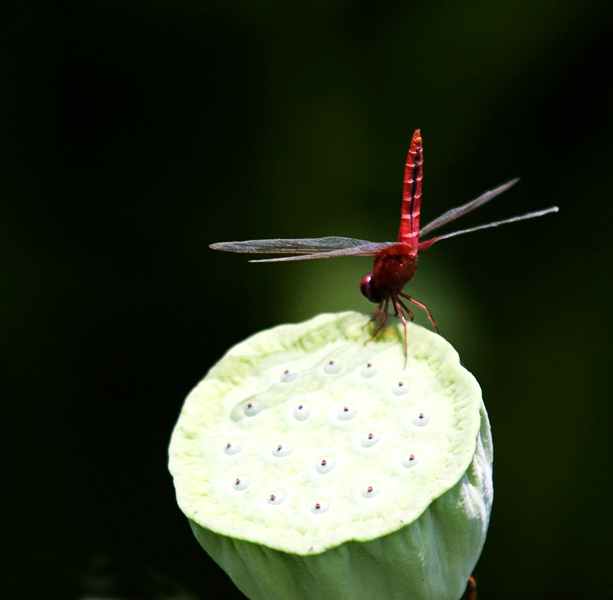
[
  {"xmin": 369, "ymin": 302, "xmax": 383, "ymax": 323},
  {"xmin": 369, "ymin": 299, "xmax": 389, "ymax": 340}
]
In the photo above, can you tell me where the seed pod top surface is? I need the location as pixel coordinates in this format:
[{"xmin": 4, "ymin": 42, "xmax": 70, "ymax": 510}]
[{"xmin": 169, "ymin": 311, "xmax": 487, "ymax": 556}]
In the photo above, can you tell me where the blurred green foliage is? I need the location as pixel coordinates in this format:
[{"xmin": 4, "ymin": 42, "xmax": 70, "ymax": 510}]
[{"xmin": 2, "ymin": 0, "xmax": 612, "ymax": 598}]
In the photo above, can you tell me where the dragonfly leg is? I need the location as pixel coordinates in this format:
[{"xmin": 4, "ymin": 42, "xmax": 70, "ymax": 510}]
[
  {"xmin": 397, "ymin": 297, "xmax": 415, "ymax": 321},
  {"xmin": 400, "ymin": 293, "xmax": 438, "ymax": 333},
  {"xmin": 369, "ymin": 299, "xmax": 389, "ymax": 340},
  {"xmin": 369, "ymin": 302, "xmax": 383, "ymax": 323},
  {"xmin": 392, "ymin": 296, "xmax": 409, "ymax": 364}
]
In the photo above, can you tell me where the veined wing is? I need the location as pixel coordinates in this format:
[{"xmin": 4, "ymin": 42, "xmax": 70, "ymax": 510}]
[
  {"xmin": 210, "ymin": 236, "xmax": 373, "ymax": 254},
  {"xmin": 210, "ymin": 236, "xmax": 393, "ymax": 262},
  {"xmin": 420, "ymin": 206, "xmax": 559, "ymax": 246},
  {"xmin": 419, "ymin": 178, "xmax": 520, "ymax": 237}
]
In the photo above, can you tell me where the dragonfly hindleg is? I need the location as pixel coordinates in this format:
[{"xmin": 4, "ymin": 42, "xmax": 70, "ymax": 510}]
[{"xmin": 400, "ymin": 293, "xmax": 438, "ymax": 333}]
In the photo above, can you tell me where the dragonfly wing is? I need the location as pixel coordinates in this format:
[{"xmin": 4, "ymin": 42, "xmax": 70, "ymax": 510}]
[
  {"xmin": 210, "ymin": 236, "xmax": 373, "ymax": 254},
  {"xmin": 419, "ymin": 178, "xmax": 520, "ymax": 237},
  {"xmin": 249, "ymin": 242, "xmax": 394, "ymax": 262},
  {"xmin": 421, "ymin": 206, "xmax": 559, "ymax": 246}
]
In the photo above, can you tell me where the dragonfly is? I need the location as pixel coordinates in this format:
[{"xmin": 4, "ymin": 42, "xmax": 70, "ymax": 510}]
[{"xmin": 210, "ymin": 130, "xmax": 559, "ymax": 358}]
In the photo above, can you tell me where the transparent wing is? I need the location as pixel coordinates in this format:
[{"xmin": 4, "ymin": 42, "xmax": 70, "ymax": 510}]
[
  {"xmin": 248, "ymin": 242, "xmax": 394, "ymax": 262},
  {"xmin": 419, "ymin": 178, "xmax": 520, "ymax": 237},
  {"xmin": 423, "ymin": 207, "xmax": 559, "ymax": 245},
  {"xmin": 210, "ymin": 236, "xmax": 393, "ymax": 262},
  {"xmin": 210, "ymin": 236, "xmax": 374, "ymax": 254}
]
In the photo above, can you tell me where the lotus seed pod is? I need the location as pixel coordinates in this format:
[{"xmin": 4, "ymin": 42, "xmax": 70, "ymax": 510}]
[{"xmin": 169, "ymin": 311, "xmax": 493, "ymax": 600}]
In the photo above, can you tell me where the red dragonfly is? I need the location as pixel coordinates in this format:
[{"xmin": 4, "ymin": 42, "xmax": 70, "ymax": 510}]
[{"xmin": 211, "ymin": 130, "xmax": 558, "ymax": 356}]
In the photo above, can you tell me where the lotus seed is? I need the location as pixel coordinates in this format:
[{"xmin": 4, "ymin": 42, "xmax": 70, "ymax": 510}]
[
  {"xmin": 293, "ymin": 404, "xmax": 311, "ymax": 421},
  {"xmin": 324, "ymin": 360, "xmax": 342, "ymax": 374},
  {"xmin": 412, "ymin": 412, "xmax": 430, "ymax": 427},
  {"xmin": 267, "ymin": 492, "xmax": 286, "ymax": 505},
  {"xmin": 311, "ymin": 501, "xmax": 329, "ymax": 514},
  {"xmin": 361, "ymin": 362, "xmax": 378, "ymax": 378},
  {"xmin": 272, "ymin": 443, "xmax": 294, "ymax": 457},
  {"xmin": 361, "ymin": 432, "xmax": 381, "ymax": 448},
  {"xmin": 223, "ymin": 441, "xmax": 243, "ymax": 455},
  {"xmin": 402, "ymin": 454, "xmax": 420, "ymax": 468},
  {"xmin": 315, "ymin": 458, "xmax": 337, "ymax": 474},
  {"xmin": 280, "ymin": 369, "xmax": 298, "ymax": 383},
  {"xmin": 392, "ymin": 381, "xmax": 409, "ymax": 396},
  {"xmin": 362, "ymin": 484, "xmax": 380, "ymax": 498},
  {"xmin": 233, "ymin": 476, "xmax": 251, "ymax": 490},
  {"xmin": 337, "ymin": 406, "xmax": 357, "ymax": 421},
  {"xmin": 243, "ymin": 401, "xmax": 262, "ymax": 416}
]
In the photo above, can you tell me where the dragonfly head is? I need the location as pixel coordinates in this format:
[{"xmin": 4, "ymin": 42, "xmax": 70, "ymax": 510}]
[{"xmin": 360, "ymin": 273, "xmax": 382, "ymax": 304}]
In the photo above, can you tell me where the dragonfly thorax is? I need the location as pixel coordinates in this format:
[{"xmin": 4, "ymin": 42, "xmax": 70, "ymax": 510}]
[{"xmin": 360, "ymin": 244, "xmax": 418, "ymax": 304}]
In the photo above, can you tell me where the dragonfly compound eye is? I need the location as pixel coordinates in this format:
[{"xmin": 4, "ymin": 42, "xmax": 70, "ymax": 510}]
[
  {"xmin": 360, "ymin": 273, "xmax": 380, "ymax": 303},
  {"xmin": 360, "ymin": 274, "xmax": 372, "ymax": 300}
]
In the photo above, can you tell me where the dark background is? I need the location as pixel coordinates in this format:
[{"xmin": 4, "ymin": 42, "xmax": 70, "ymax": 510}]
[{"xmin": 2, "ymin": 1, "xmax": 612, "ymax": 599}]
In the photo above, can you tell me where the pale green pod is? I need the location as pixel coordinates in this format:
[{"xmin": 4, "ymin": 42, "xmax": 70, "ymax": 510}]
[{"xmin": 169, "ymin": 312, "xmax": 493, "ymax": 600}]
